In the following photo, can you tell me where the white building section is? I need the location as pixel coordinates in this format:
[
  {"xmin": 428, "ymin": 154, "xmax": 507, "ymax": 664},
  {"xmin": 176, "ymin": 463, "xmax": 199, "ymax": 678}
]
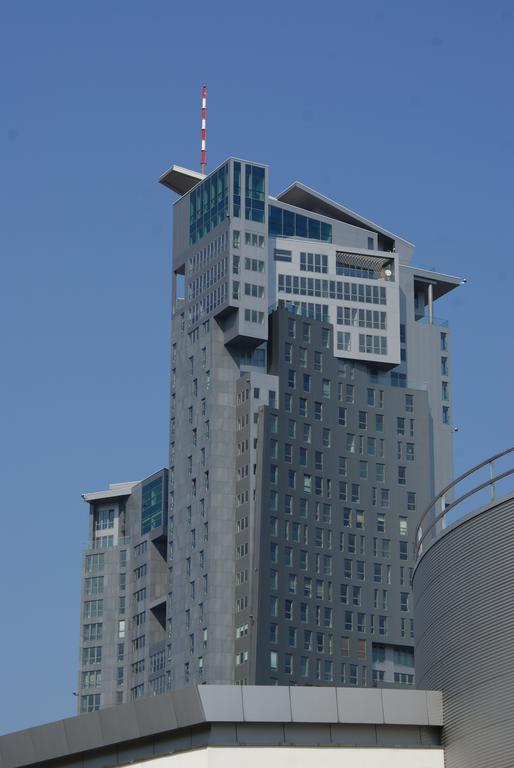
[
  {"xmin": 268, "ymin": 237, "xmax": 400, "ymax": 366},
  {"xmin": 114, "ymin": 746, "xmax": 444, "ymax": 768}
]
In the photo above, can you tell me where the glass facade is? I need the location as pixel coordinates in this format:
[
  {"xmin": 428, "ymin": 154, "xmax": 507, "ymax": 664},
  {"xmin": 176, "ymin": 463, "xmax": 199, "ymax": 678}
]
[
  {"xmin": 269, "ymin": 205, "xmax": 332, "ymax": 242},
  {"xmin": 233, "ymin": 161, "xmax": 241, "ymax": 217},
  {"xmin": 244, "ymin": 164, "xmax": 266, "ymax": 223},
  {"xmin": 189, "ymin": 163, "xmax": 229, "ymax": 245},
  {"xmin": 141, "ymin": 476, "xmax": 164, "ymax": 535}
]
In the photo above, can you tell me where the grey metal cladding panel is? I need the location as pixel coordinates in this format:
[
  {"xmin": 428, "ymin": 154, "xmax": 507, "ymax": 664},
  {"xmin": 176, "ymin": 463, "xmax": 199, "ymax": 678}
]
[
  {"xmin": 426, "ymin": 691, "xmax": 443, "ymax": 726},
  {"xmin": 241, "ymin": 685, "xmax": 291, "ymax": 722},
  {"xmin": 24, "ymin": 720, "xmax": 69, "ymax": 763},
  {"xmin": 133, "ymin": 694, "xmax": 179, "ymax": 737},
  {"xmin": 198, "ymin": 685, "xmax": 244, "ymax": 721},
  {"xmin": 413, "ymin": 495, "xmax": 514, "ymax": 768},
  {"xmin": 375, "ymin": 724, "xmax": 422, "ymax": 746},
  {"xmin": 382, "ymin": 689, "xmax": 429, "ymax": 725},
  {"xmin": 329, "ymin": 723, "xmax": 378, "ymax": 746},
  {"xmin": 170, "ymin": 685, "xmax": 205, "ymax": 728},
  {"xmin": 283, "ymin": 724, "xmax": 332, "ymax": 745},
  {"xmin": 0, "ymin": 730, "xmax": 37, "ymax": 768},
  {"xmin": 62, "ymin": 711, "xmax": 104, "ymax": 755},
  {"xmin": 98, "ymin": 702, "xmax": 140, "ymax": 744},
  {"xmin": 336, "ymin": 688, "xmax": 384, "ymax": 724},
  {"xmin": 236, "ymin": 723, "xmax": 285, "ymax": 745},
  {"xmin": 290, "ymin": 686, "xmax": 338, "ymax": 722}
]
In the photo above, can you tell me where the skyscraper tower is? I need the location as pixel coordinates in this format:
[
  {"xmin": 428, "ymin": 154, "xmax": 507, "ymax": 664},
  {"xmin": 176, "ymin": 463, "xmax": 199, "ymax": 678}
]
[
  {"xmin": 161, "ymin": 158, "xmax": 460, "ymax": 689},
  {"xmin": 78, "ymin": 156, "xmax": 461, "ymax": 710}
]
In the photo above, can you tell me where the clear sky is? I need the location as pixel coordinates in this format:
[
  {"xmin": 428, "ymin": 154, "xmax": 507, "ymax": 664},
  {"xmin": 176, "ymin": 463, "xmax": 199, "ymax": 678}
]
[{"xmin": 1, "ymin": 0, "xmax": 513, "ymax": 734}]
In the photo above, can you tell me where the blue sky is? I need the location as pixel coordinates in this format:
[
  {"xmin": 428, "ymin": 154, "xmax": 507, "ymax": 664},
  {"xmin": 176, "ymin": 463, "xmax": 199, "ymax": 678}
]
[{"xmin": 0, "ymin": 0, "xmax": 513, "ymax": 733}]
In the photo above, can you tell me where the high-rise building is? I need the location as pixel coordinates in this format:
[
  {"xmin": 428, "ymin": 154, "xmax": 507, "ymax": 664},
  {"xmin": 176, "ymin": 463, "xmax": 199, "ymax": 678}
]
[
  {"xmin": 78, "ymin": 157, "xmax": 461, "ymax": 709},
  {"xmin": 78, "ymin": 470, "xmax": 168, "ymax": 711}
]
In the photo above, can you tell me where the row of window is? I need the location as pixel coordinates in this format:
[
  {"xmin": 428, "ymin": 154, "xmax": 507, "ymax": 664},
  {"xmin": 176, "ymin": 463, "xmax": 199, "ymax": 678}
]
[
  {"xmin": 187, "ymin": 281, "xmax": 228, "ymax": 326},
  {"xmin": 278, "ymin": 275, "xmax": 387, "ymax": 305},
  {"xmin": 269, "ymin": 205, "xmax": 332, "ymax": 242},
  {"xmin": 337, "ymin": 307, "xmax": 387, "ymax": 330},
  {"xmin": 187, "ymin": 231, "xmax": 229, "ymax": 276},
  {"xmin": 270, "ymin": 492, "xmax": 417, "ymax": 522},
  {"xmin": 187, "ymin": 256, "xmax": 228, "ymax": 302}
]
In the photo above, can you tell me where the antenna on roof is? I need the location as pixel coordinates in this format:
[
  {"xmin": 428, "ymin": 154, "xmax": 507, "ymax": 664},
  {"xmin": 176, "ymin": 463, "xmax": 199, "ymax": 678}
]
[{"xmin": 201, "ymin": 85, "xmax": 207, "ymax": 175}]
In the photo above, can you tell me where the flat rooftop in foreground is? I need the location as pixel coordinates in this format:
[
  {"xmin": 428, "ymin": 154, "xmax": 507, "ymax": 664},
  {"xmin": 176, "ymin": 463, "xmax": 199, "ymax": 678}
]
[{"xmin": 0, "ymin": 685, "xmax": 442, "ymax": 768}]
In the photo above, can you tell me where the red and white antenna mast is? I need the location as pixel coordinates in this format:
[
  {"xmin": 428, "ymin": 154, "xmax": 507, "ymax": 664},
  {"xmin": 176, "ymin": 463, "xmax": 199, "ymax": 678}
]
[{"xmin": 201, "ymin": 85, "xmax": 207, "ymax": 175}]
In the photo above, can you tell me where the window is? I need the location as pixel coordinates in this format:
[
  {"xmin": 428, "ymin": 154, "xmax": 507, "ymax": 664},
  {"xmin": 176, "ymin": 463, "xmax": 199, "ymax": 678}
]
[
  {"xmin": 440, "ymin": 332, "xmax": 448, "ymax": 351},
  {"xmin": 81, "ymin": 694, "xmax": 101, "ymax": 713},
  {"xmin": 375, "ymin": 414, "xmax": 384, "ymax": 432},
  {"xmin": 337, "ymin": 331, "xmax": 351, "ymax": 351},
  {"xmin": 85, "ymin": 577, "xmax": 104, "ymax": 595},
  {"xmin": 399, "ymin": 516, "xmax": 408, "ymax": 536},
  {"xmin": 442, "ymin": 405, "xmax": 450, "ymax": 424},
  {"xmin": 303, "ymin": 374, "xmax": 311, "ymax": 392},
  {"xmin": 82, "ymin": 646, "xmax": 102, "ymax": 665},
  {"xmin": 398, "ymin": 466, "xmax": 406, "ymax": 485}
]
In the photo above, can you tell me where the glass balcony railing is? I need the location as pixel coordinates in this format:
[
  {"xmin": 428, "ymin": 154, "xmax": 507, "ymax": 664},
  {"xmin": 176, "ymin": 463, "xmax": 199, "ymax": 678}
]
[{"xmin": 416, "ymin": 315, "xmax": 448, "ymax": 327}]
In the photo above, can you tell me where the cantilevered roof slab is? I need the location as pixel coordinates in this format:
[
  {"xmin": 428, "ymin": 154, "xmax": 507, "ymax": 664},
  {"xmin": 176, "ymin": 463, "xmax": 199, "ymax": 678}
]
[
  {"xmin": 277, "ymin": 181, "xmax": 413, "ymax": 251},
  {"xmin": 405, "ymin": 265, "xmax": 464, "ymax": 300},
  {"xmin": 82, "ymin": 481, "xmax": 139, "ymax": 503},
  {"xmin": 159, "ymin": 165, "xmax": 205, "ymax": 196}
]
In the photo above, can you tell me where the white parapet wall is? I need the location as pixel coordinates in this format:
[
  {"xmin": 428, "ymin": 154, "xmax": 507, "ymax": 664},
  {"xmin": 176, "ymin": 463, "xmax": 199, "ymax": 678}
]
[{"xmin": 129, "ymin": 746, "xmax": 444, "ymax": 768}]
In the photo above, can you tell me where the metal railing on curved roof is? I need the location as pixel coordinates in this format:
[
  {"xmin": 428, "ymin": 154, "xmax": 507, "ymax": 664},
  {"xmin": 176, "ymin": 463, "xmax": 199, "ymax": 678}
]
[{"xmin": 414, "ymin": 446, "xmax": 514, "ymax": 561}]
